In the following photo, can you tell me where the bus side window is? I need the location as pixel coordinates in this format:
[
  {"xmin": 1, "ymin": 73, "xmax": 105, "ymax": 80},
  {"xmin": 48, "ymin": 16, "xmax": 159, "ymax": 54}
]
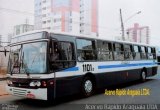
[
  {"xmin": 50, "ymin": 41, "xmax": 76, "ymax": 72},
  {"xmin": 148, "ymin": 47, "xmax": 153, "ymax": 59},
  {"xmin": 133, "ymin": 45, "xmax": 140, "ymax": 60},
  {"xmin": 140, "ymin": 46, "xmax": 147, "ymax": 59},
  {"xmin": 124, "ymin": 44, "xmax": 133, "ymax": 60},
  {"xmin": 151, "ymin": 47, "xmax": 156, "ymax": 59},
  {"xmin": 97, "ymin": 40, "xmax": 113, "ymax": 61},
  {"xmin": 145, "ymin": 47, "xmax": 148, "ymax": 59},
  {"xmin": 50, "ymin": 41, "xmax": 60, "ymax": 61},
  {"xmin": 113, "ymin": 43, "xmax": 124, "ymax": 60},
  {"xmin": 77, "ymin": 39, "xmax": 97, "ymax": 61}
]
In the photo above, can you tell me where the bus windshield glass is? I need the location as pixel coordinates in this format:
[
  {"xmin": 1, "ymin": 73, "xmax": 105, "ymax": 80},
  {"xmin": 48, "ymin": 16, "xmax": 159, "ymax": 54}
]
[{"xmin": 9, "ymin": 42, "xmax": 47, "ymax": 74}]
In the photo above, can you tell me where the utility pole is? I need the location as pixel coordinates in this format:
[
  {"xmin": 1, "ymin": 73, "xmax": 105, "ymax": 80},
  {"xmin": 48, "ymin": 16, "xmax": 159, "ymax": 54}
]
[
  {"xmin": 25, "ymin": 18, "xmax": 29, "ymax": 32},
  {"xmin": 0, "ymin": 35, "xmax": 2, "ymax": 46},
  {"xmin": 120, "ymin": 9, "xmax": 125, "ymax": 41}
]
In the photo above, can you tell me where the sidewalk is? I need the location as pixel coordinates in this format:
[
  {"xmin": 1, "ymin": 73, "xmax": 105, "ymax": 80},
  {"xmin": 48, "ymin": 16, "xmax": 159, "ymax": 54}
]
[
  {"xmin": 0, "ymin": 81, "xmax": 9, "ymax": 96},
  {"xmin": 0, "ymin": 74, "xmax": 8, "ymax": 81}
]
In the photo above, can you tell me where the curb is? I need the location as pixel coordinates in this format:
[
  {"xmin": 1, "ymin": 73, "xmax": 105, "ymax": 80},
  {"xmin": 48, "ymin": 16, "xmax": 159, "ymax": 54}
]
[
  {"xmin": 0, "ymin": 77, "xmax": 8, "ymax": 81},
  {"xmin": 0, "ymin": 93, "xmax": 9, "ymax": 96}
]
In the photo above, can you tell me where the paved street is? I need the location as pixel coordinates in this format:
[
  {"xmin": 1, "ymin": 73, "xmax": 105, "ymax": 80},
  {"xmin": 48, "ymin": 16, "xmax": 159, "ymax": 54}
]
[
  {"xmin": 0, "ymin": 81, "xmax": 8, "ymax": 96},
  {"xmin": 0, "ymin": 68, "xmax": 160, "ymax": 110}
]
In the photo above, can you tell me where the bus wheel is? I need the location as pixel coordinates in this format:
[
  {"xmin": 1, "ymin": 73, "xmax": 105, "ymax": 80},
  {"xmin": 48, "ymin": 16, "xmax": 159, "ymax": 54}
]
[
  {"xmin": 141, "ymin": 70, "xmax": 146, "ymax": 82},
  {"xmin": 81, "ymin": 76, "xmax": 95, "ymax": 97}
]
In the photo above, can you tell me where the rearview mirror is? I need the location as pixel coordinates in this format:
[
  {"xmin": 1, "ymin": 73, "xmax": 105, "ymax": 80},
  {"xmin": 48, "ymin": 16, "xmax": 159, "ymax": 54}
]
[{"xmin": 4, "ymin": 47, "xmax": 9, "ymax": 57}]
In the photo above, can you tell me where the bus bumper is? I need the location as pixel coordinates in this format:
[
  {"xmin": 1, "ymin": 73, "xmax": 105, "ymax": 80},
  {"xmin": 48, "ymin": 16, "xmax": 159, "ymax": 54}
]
[{"xmin": 6, "ymin": 85, "xmax": 48, "ymax": 100}]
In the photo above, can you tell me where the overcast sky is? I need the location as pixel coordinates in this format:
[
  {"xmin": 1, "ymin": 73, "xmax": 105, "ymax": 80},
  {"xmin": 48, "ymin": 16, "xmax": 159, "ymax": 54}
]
[
  {"xmin": 0, "ymin": 0, "xmax": 34, "ymax": 43},
  {"xmin": 0, "ymin": 0, "xmax": 160, "ymax": 46},
  {"xmin": 99, "ymin": 0, "xmax": 160, "ymax": 45}
]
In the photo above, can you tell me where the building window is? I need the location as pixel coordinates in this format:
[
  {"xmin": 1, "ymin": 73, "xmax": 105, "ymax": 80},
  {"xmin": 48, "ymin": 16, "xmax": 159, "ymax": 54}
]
[
  {"xmin": 54, "ymin": 18, "xmax": 61, "ymax": 23},
  {"xmin": 43, "ymin": 0, "xmax": 46, "ymax": 3},
  {"xmin": 42, "ymin": 14, "xmax": 46, "ymax": 17},
  {"xmin": 43, "ymin": 21, "xmax": 46, "ymax": 24},
  {"xmin": 42, "ymin": 7, "xmax": 46, "ymax": 10},
  {"xmin": 80, "ymin": 23, "xmax": 84, "ymax": 26},
  {"xmin": 80, "ymin": 16, "xmax": 84, "ymax": 20},
  {"xmin": 70, "ymin": 12, "xmax": 72, "ymax": 16},
  {"xmin": 70, "ymin": 19, "xmax": 72, "ymax": 23},
  {"xmin": 47, "ymin": 20, "xmax": 51, "ymax": 23},
  {"xmin": 69, "ymin": 26, "xmax": 72, "ymax": 31},
  {"xmin": 80, "ymin": 30, "xmax": 84, "ymax": 33}
]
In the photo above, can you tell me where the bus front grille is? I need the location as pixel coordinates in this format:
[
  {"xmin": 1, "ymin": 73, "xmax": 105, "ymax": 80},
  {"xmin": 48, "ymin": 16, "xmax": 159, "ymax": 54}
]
[{"xmin": 13, "ymin": 88, "xmax": 27, "ymax": 97}]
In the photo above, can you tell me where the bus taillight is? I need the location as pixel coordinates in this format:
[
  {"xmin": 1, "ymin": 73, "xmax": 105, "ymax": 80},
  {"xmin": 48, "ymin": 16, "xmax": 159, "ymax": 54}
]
[
  {"xmin": 49, "ymin": 81, "xmax": 54, "ymax": 85},
  {"xmin": 41, "ymin": 81, "xmax": 47, "ymax": 87}
]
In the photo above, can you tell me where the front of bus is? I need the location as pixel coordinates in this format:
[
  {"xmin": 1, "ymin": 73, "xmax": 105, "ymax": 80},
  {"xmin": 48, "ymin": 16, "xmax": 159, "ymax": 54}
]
[{"xmin": 6, "ymin": 31, "xmax": 51, "ymax": 100}]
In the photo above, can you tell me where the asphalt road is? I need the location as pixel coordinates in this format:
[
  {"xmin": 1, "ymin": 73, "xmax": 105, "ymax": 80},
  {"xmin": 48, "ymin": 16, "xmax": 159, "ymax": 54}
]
[{"xmin": 0, "ymin": 68, "xmax": 160, "ymax": 110}]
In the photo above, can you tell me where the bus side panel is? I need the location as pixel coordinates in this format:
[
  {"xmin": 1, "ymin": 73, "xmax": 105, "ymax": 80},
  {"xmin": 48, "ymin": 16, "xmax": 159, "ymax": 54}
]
[
  {"xmin": 146, "ymin": 67, "xmax": 153, "ymax": 77},
  {"xmin": 151, "ymin": 67, "xmax": 158, "ymax": 76},
  {"xmin": 48, "ymin": 67, "xmax": 157, "ymax": 99},
  {"xmin": 55, "ymin": 76, "xmax": 83, "ymax": 98},
  {"xmin": 47, "ymin": 81, "xmax": 55, "ymax": 101},
  {"xmin": 127, "ymin": 69, "xmax": 141, "ymax": 81},
  {"xmin": 95, "ymin": 72, "xmax": 116, "ymax": 88},
  {"xmin": 95, "ymin": 68, "xmax": 142, "ymax": 88}
]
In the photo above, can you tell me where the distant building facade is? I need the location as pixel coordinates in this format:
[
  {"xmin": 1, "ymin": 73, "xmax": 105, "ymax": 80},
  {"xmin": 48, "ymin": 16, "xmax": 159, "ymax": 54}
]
[
  {"xmin": 0, "ymin": 46, "xmax": 10, "ymax": 75},
  {"xmin": 126, "ymin": 23, "xmax": 150, "ymax": 44},
  {"xmin": 0, "ymin": 0, "xmax": 34, "ymax": 46},
  {"xmin": 34, "ymin": 0, "xmax": 98, "ymax": 36},
  {"xmin": 0, "ymin": 35, "xmax": 2, "ymax": 46},
  {"xmin": 14, "ymin": 24, "xmax": 34, "ymax": 35}
]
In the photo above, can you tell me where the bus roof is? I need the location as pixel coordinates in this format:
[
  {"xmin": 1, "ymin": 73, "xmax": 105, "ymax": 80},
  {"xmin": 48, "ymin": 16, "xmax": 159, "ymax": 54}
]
[{"xmin": 12, "ymin": 30, "xmax": 155, "ymax": 47}]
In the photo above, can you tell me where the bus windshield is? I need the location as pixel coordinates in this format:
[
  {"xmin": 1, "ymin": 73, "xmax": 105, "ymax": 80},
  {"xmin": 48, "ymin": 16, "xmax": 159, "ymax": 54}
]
[{"xmin": 9, "ymin": 42, "xmax": 47, "ymax": 74}]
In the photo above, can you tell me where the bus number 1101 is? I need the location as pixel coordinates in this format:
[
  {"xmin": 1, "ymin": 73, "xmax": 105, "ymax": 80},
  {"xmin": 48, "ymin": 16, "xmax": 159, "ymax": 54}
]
[{"xmin": 82, "ymin": 64, "xmax": 94, "ymax": 72}]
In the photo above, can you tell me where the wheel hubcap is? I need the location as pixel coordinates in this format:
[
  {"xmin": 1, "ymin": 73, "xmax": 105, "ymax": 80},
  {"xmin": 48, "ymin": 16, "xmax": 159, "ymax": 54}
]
[
  {"xmin": 84, "ymin": 80, "xmax": 92, "ymax": 93},
  {"xmin": 142, "ymin": 72, "xmax": 146, "ymax": 79}
]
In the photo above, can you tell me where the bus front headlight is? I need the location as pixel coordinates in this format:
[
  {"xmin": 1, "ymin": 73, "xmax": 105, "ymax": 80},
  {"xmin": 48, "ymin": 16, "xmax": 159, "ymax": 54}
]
[
  {"xmin": 29, "ymin": 81, "xmax": 41, "ymax": 87},
  {"xmin": 7, "ymin": 80, "xmax": 13, "ymax": 85}
]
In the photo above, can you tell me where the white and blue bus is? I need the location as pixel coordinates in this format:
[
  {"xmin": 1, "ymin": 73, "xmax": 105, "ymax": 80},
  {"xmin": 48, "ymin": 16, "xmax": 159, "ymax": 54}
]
[{"xmin": 6, "ymin": 30, "xmax": 158, "ymax": 101}]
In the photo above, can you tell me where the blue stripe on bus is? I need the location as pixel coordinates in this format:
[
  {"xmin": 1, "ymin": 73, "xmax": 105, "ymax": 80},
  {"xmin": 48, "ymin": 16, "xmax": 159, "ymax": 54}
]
[
  {"xmin": 98, "ymin": 63, "xmax": 157, "ymax": 69},
  {"xmin": 62, "ymin": 62, "xmax": 157, "ymax": 72},
  {"xmin": 63, "ymin": 67, "xmax": 79, "ymax": 72}
]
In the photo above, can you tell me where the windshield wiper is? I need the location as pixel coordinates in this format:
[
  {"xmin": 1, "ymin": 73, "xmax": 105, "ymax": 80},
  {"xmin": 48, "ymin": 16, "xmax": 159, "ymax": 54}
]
[
  {"xmin": 20, "ymin": 52, "xmax": 29, "ymax": 76},
  {"xmin": 10, "ymin": 55, "xmax": 20, "ymax": 75}
]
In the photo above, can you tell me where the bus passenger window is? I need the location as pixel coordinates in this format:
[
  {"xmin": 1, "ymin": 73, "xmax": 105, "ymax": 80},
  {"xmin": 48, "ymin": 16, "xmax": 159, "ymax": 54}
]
[
  {"xmin": 78, "ymin": 51, "xmax": 85, "ymax": 61},
  {"xmin": 77, "ymin": 39, "xmax": 96, "ymax": 61},
  {"xmin": 147, "ymin": 47, "xmax": 153, "ymax": 59},
  {"xmin": 50, "ymin": 42, "xmax": 60, "ymax": 61},
  {"xmin": 140, "ymin": 46, "xmax": 147, "ymax": 59},
  {"xmin": 151, "ymin": 48, "xmax": 156, "ymax": 59},
  {"xmin": 133, "ymin": 46, "xmax": 141, "ymax": 60},
  {"xmin": 113, "ymin": 43, "xmax": 124, "ymax": 60},
  {"xmin": 97, "ymin": 40, "xmax": 113, "ymax": 61},
  {"xmin": 124, "ymin": 44, "xmax": 133, "ymax": 60},
  {"xmin": 50, "ymin": 41, "xmax": 76, "ymax": 72}
]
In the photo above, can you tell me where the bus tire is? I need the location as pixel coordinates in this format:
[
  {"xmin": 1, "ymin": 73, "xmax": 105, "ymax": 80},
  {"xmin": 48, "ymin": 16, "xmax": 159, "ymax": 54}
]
[
  {"xmin": 141, "ymin": 70, "xmax": 147, "ymax": 82},
  {"xmin": 81, "ymin": 76, "xmax": 95, "ymax": 97}
]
